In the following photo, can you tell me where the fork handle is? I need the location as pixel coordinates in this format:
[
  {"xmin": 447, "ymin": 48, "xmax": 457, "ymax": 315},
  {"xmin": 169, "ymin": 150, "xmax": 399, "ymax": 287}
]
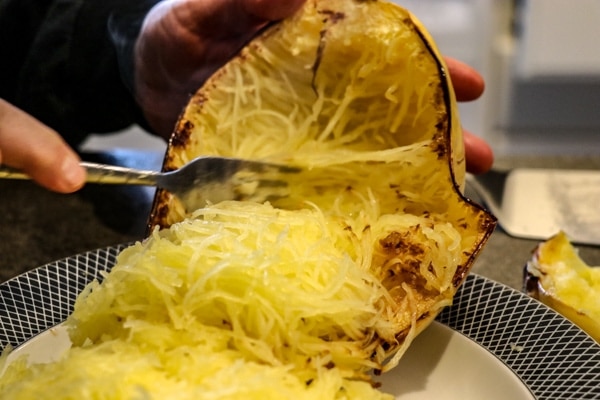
[{"xmin": 0, "ymin": 162, "xmax": 160, "ymax": 187}]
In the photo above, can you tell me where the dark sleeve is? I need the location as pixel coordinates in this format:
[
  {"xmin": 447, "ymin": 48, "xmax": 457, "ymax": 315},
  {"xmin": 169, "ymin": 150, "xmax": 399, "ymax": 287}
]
[{"xmin": 0, "ymin": 0, "xmax": 161, "ymax": 147}]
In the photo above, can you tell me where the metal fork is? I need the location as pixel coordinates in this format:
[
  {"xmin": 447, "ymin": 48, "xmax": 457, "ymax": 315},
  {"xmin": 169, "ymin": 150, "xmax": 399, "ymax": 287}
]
[{"xmin": 0, "ymin": 156, "xmax": 301, "ymax": 211}]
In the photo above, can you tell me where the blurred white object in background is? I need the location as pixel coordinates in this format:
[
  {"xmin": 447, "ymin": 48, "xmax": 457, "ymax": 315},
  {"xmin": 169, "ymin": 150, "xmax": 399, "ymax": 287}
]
[
  {"xmin": 516, "ymin": 0, "xmax": 600, "ymax": 79},
  {"xmin": 80, "ymin": 126, "xmax": 166, "ymax": 153},
  {"xmin": 496, "ymin": 0, "xmax": 600, "ymax": 157}
]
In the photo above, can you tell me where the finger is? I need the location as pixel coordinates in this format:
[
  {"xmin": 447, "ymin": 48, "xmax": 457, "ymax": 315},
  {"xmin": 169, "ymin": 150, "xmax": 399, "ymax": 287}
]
[
  {"xmin": 444, "ymin": 57, "xmax": 485, "ymax": 102},
  {"xmin": 0, "ymin": 99, "xmax": 86, "ymax": 193},
  {"xmin": 463, "ymin": 129, "xmax": 494, "ymax": 175}
]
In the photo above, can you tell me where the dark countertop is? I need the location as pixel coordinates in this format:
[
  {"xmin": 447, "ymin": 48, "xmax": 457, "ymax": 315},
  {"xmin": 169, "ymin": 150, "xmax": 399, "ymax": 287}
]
[
  {"xmin": 1, "ymin": 152, "xmax": 599, "ymax": 291},
  {"xmin": 0, "ymin": 150, "xmax": 159, "ymax": 282}
]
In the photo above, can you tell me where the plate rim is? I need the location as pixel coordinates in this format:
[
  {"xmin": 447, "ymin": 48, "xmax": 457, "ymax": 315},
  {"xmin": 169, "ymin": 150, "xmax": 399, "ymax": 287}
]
[{"xmin": 1, "ymin": 244, "xmax": 599, "ymax": 399}]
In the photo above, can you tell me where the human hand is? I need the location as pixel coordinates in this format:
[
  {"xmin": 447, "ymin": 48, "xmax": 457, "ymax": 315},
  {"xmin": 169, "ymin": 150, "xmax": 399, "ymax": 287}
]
[
  {"xmin": 444, "ymin": 57, "xmax": 494, "ymax": 174},
  {"xmin": 0, "ymin": 99, "xmax": 85, "ymax": 193}
]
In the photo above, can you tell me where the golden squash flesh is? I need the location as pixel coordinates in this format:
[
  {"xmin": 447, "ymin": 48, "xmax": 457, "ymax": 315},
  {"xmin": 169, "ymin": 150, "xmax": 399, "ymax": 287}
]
[
  {"xmin": 526, "ymin": 231, "xmax": 600, "ymax": 342},
  {"xmin": 152, "ymin": 0, "xmax": 475, "ymax": 229}
]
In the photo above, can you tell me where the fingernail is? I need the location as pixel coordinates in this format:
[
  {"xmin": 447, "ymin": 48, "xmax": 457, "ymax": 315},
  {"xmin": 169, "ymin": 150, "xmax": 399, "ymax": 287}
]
[{"xmin": 61, "ymin": 157, "xmax": 85, "ymax": 191}]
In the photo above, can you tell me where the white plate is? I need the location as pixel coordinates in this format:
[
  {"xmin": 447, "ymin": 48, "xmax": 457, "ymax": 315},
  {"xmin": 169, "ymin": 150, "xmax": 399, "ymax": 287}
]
[
  {"xmin": 388, "ymin": 322, "xmax": 533, "ymax": 399},
  {"xmin": 1, "ymin": 245, "xmax": 599, "ymax": 399},
  {"xmin": 3, "ymin": 321, "xmax": 533, "ymax": 399}
]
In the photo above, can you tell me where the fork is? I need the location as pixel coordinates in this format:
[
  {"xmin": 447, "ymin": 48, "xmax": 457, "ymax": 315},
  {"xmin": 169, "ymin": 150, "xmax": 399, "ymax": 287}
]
[{"xmin": 0, "ymin": 156, "xmax": 301, "ymax": 211}]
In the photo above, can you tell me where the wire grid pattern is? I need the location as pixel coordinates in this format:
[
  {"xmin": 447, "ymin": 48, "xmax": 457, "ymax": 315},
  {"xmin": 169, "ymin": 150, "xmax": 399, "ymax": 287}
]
[
  {"xmin": 438, "ymin": 274, "xmax": 600, "ymax": 400},
  {"xmin": 0, "ymin": 247, "xmax": 599, "ymax": 398},
  {"xmin": 0, "ymin": 245, "xmax": 126, "ymax": 349}
]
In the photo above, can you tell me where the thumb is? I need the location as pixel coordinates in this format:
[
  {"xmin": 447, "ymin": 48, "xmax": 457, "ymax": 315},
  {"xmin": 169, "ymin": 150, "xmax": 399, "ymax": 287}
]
[{"xmin": 0, "ymin": 99, "xmax": 86, "ymax": 193}]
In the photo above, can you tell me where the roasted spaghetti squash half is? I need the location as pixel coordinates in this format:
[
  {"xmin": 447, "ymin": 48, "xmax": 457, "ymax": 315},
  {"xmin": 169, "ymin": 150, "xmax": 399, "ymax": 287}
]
[
  {"xmin": 147, "ymin": 0, "xmax": 496, "ymax": 380},
  {"xmin": 147, "ymin": 0, "xmax": 496, "ymax": 365}
]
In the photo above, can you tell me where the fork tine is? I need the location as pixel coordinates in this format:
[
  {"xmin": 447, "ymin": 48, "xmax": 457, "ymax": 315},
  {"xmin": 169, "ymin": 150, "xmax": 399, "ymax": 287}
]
[
  {"xmin": 239, "ymin": 159, "xmax": 302, "ymax": 174},
  {"xmin": 169, "ymin": 157, "xmax": 302, "ymax": 210}
]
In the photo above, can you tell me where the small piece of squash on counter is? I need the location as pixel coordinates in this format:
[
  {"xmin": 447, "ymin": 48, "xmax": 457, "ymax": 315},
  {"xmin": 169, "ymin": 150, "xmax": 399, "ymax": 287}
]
[{"xmin": 525, "ymin": 231, "xmax": 600, "ymax": 342}]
